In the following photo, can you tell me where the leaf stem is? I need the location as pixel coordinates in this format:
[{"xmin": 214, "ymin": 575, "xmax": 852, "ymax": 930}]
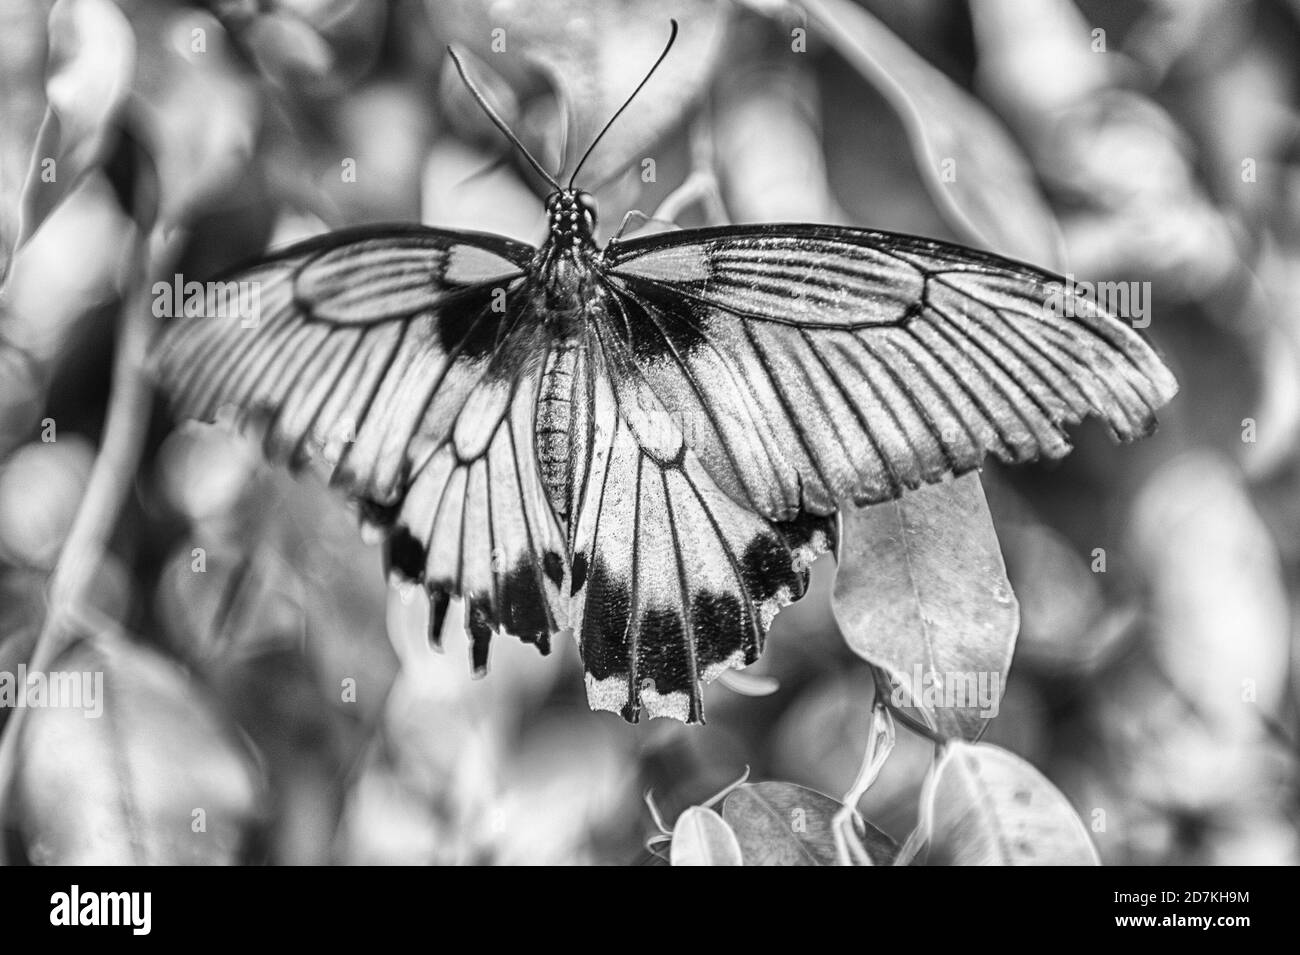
[{"xmin": 832, "ymin": 699, "xmax": 896, "ymax": 865}]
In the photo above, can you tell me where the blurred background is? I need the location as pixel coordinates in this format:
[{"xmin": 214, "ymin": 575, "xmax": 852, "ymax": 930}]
[{"xmin": 0, "ymin": 0, "xmax": 1297, "ymax": 864}]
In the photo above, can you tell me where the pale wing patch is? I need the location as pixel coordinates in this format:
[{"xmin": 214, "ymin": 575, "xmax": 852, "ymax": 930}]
[
  {"xmin": 446, "ymin": 242, "xmax": 530, "ymax": 285},
  {"xmin": 295, "ymin": 233, "xmax": 526, "ymax": 324}
]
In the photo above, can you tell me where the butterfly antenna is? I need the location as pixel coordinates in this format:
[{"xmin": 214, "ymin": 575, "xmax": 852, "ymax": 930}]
[
  {"xmin": 567, "ymin": 18, "xmax": 679, "ymax": 189},
  {"xmin": 446, "ymin": 46, "xmax": 562, "ymax": 192},
  {"xmin": 554, "ymin": 89, "xmax": 573, "ymax": 177}
]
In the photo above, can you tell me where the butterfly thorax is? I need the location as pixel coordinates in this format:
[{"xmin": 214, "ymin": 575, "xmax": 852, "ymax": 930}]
[{"xmin": 535, "ymin": 189, "xmax": 601, "ymax": 307}]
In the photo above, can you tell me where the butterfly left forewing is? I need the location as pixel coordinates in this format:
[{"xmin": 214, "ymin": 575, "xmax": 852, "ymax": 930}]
[{"xmin": 155, "ymin": 226, "xmax": 567, "ymax": 667}]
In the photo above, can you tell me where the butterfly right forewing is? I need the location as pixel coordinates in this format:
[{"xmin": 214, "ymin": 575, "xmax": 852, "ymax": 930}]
[{"xmin": 601, "ymin": 223, "xmax": 1178, "ymax": 518}]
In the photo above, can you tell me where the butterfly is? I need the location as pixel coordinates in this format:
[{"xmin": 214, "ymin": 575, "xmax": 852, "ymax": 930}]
[{"xmin": 154, "ymin": 21, "xmax": 1177, "ymax": 723}]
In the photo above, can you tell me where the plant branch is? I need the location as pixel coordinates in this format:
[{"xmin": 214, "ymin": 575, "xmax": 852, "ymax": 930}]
[{"xmin": 0, "ymin": 225, "xmax": 183, "ymax": 858}]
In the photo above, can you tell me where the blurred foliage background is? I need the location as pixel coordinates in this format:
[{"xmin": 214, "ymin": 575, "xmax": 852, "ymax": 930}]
[{"xmin": 0, "ymin": 0, "xmax": 1298, "ymax": 864}]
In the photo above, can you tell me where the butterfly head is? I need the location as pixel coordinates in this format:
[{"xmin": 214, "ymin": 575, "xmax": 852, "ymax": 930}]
[
  {"xmin": 448, "ymin": 21, "xmax": 677, "ymax": 251},
  {"xmin": 546, "ymin": 189, "xmax": 598, "ymax": 250}
]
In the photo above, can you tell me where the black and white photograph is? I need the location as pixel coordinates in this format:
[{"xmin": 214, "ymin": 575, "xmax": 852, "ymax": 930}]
[{"xmin": 0, "ymin": 0, "xmax": 1295, "ymax": 900}]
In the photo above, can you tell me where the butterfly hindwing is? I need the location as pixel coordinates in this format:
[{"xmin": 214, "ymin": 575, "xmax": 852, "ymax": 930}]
[
  {"xmin": 568, "ymin": 304, "xmax": 834, "ymax": 722},
  {"xmin": 602, "ymin": 224, "xmax": 1179, "ymax": 519},
  {"xmin": 395, "ymin": 365, "xmax": 567, "ymax": 665}
]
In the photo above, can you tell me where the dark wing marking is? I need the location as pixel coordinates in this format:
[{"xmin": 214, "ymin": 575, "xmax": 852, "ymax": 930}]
[
  {"xmin": 602, "ymin": 223, "xmax": 1178, "ymax": 519},
  {"xmin": 392, "ymin": 363, "xmax": 568, "ymax": 666},
  {"xmin": 567, "ymin": 287, "xmax": 834, "ymax": 722},
  {"xmin": 154, "ymin": 226, "xmax": 566, "ymax": 663}
]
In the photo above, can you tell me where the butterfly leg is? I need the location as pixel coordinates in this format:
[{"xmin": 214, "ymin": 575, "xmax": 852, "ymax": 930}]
[{"xmin": 608, "ymin": 209, "xmax": 679, "ymax": 243}]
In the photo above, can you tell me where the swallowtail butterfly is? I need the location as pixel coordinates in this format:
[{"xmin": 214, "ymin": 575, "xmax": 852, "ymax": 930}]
[{"xmin": 155, "ymin": 22, "xmax": 1177, "ymax": 723}]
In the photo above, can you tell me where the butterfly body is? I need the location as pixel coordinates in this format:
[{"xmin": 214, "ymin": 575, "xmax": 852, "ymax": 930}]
[
  {"xmin": 535, "ymin": 336, "xmax": 580, "ymax": 520},
  {"xmin": 512, "ymin": 190, "xmax": 601, "ymax": 523},
  {"xmin": 156, "ymin": 191, "xmax": 1177, "ymax": 724}
]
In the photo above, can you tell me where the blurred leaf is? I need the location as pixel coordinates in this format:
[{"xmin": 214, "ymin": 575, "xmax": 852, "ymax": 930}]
[
  {"xmin": 128, "ymin": 8, "xmax": 259, "ymax": 227},
  {"xmin": 212, "ymin": 0, "xmax": 387, "ymax": 95},
  {"xmin": 156, "ymin": 540, "xmax": 306, "ymax": 663},
  {"xmin": 714, "ymin": 56, "xmax": 847, "ymax": 224},
  {"xmin": 488, "ymin": 714, "xmax": 634, "ymax": 865},
  {"xmin": 0, "ymin": 329, "xmax": 46, "ymax": 459},
  {"xmin": 969, "ymin": 676, "xmax": 1049, "ymax": 768},
  {"xmin": 208, "ymin": 648, "xmax": 352, "ymax": 865},
  {"xmin": 4, "ymin": 172, "xmax": 135, "ymax": 367},
  {"xmin": 1123, "ymin": 0, "xmax": 1250, "ymax": 82},
  {"xmin": 9, "ymin": 633, "xmax": 266, "ymax": 864},
  {"xmin": 969, "ymin": 0, "xmax": 1108, "ymax": 131},
  {"xmin": 832, "ymin": 474, "xmax": 1018, "ymax": 741},
  {"xmin": 1129, "ymin": 453, "xmax": 1290, "ymax": 727},
  {"xmin": 1246, "ymin": 243, "xmax": 1300, "ymax": 477},
  {"xmin": 1203, "ymin": 809, "xmax": 1300, "ymax": 866},
  {"xmin": 335, "ymin": 752, "xmax": 442, "ymax": 864},
  {"xmin": 1092, "ymin": 451, "xmax": 1292, "ymax": 819},
  {"xmin": 327, "ymin": 80, "xmax": 432, "ymax": 222},
  {"xmin": 998, "ymin": 519, "xmax": 1112, "ymax": 674},
  {"xmin": 0, "ymin": 0, "xmax": 50, "ymax": 265},
  {"xmin": 430, "ymin": 0, "xmax": 732, "ymax": 189},
  {"xmin": 155, "ymin": 421, "xmax": 261, "ymax": 525},
  {"xmin": 0, "ymin": 569, "xmax": 45, "ymax": 735},
  {"xmin": 1051, "ymin": 100, "xmax": 1237, "ymax": 293},
  {"xmin": 20, "ymin": 0, "xmax": 135, "ymax": 244},
  {"xmin": 722, "ymin": 781, "xmax": 895, "ymax": 865},
  {"xmin": 423, "ymin": 139, "xmax": 540, "ymax": 242},
  {"xmin": 798, "ymin": 0, "xmax": 1064, "ymax": 267},
  {"xmin": 968, "ymin": 0, "xmax": 1235, "ymax": 291},
  {"xmin": 917, "ymin": 741, "xmax": 1099, "ymax": 865},
  {"xmin": 669, "ymin": 806, "xmax": 743, "ymax": 866},
  {"xmin": 1091, "ymin": 660, "xmax": 1289, "ymax": 816},
  {"xmin": 0, "ymin": 436, "xmax": 94, "ymax": 570}
]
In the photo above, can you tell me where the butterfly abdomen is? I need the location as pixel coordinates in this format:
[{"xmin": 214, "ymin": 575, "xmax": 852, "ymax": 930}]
[{"xmin": 536, "ymin": 339, "xmax": 580, "ymax": 521}]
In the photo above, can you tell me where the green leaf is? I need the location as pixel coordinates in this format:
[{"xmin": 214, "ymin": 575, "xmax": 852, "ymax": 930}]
[
  {"xmin": 670, "ymin": 806, "xmax": 743, "ymax": 866},
  {"xmin": 723, "ymin": 781, "xmax": 896, "ymax": 866},
  {"xmin": 832, "ymin": 474, "xmax": 1018, "ymax": 741},
  {"xmin": 916, "ymin": 741, "xmax": 1099, "ymax": 865}
]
